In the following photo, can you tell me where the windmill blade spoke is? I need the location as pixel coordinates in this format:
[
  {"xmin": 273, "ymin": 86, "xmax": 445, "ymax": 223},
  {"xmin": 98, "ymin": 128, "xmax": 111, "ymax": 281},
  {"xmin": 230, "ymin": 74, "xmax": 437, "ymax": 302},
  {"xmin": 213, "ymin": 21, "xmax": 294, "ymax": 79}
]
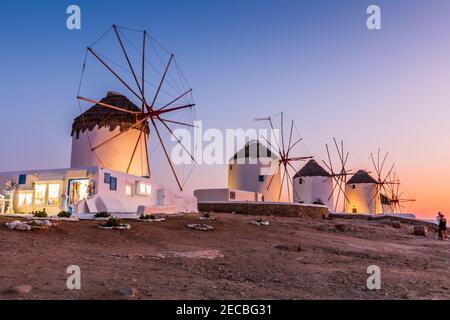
[
  {"xmin": 77, "ymin": 96, "xmax": 141, "ymax": 115},
  {"xmin": 91, "ymin": 117, "xmax": 148, "ymax": 151},
  {"xmin": 286, "ymin": 138, "xmax": 303, "ymax": 155},
  {"xmin": 325, "ymin": 144, "xmax": 334, "ymax": 173},
  {"xmin": 266, "ymin": 162, "xmax": 281, "ymax": 191},
  {"xmin": 278, "ymin": 167, "xmax": 287, "ymax": 202},
  {"xmin": 287, "ymin": 156, "xmax": 313, "ymax": 162},
  {"xmin": 87, "ymin": 47, "xmax": 143, "ymax": 103},
  {"xmin": 268, "ymin": 117, "xmax": 282, "ymax": 156},
  {"xmin": 286, "ymin": 120, "xmax": 294, "ymax": 158},
  {"xmin": 157, "ymin": 89, "xmax": 193, "ymax": 112},
  {"xmin": 126, "ymin": 127, "xmax": 144, "ymax": 174},
  {"xmin": 158, "ymin": 118, "xmax": 197, "ymax": 128},
  {"xmin": 158, "ymin": 103, "xmax": 195, "ymax": 115},
  {"xmin": 144, "ymin": 129, "xmax": 151, "ymax": 177},
  {"xmin": 150, "ymin": 54, "xmax": 174, "ymax": 108},
  {"xmin": 260, "ymin": 135, "xmax": 279, "ymax": 156},
  {"xmin": 157, "ymin": 117, "xmax": 196, "ymax": 163},
  {"xmin": 141, "ymin": 30, "xmax": 146, "ymax": 114},
  {"xmin": 113, "ymin": 25, "xmax": 146, "ymax": 104},
  {"xmin": 380, "ymin": 152, "xmax": 388, "ymax": 176},
  {"xmin": 150, "ymin": 118, "xmax": 183, "ymax": 191}
]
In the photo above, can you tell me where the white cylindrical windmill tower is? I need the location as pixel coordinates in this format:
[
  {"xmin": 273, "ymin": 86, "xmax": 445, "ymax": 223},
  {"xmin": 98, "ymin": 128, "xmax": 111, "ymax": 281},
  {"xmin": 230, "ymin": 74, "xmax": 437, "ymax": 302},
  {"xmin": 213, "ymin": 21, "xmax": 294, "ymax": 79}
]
[
  {"xmin": 345, "ymin": 170, "xmax": 381, "ymax": 214},
  {"xmin": 228, "ymin": 140, "xmax": 281, "ymax": 202},
  {"xmin": 293, "ymin": 159, "xmax": 333, "ymax": 209},
  {"xmin": 71, "ymin": 91, "xmax": 150, "ymax": 177}
]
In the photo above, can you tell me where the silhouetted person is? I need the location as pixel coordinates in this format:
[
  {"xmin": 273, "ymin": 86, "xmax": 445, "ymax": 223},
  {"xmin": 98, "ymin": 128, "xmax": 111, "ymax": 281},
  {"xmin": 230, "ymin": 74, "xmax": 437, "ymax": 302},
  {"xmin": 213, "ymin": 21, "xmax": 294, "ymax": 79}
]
[{"xmin": 437, "ymin": 212, "xmax": 448, "ymax": 240}]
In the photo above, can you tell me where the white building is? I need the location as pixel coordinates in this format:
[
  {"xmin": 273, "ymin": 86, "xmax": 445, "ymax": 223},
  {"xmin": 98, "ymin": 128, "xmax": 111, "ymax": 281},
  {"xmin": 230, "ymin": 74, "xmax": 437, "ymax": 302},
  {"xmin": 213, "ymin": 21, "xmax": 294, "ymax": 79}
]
[
  {"xmin": 227, "ymin": 140, "xmax": 282, "ymax": 202},
  {"xmin": 0, "ymin": 91, "xmax": 197, "ymax": 216},
  {"xmin": 293, "ymin": 159, "xmax": 333, "ymax": 209},
  {"xmin": 345, "ymin": 170, "xmax": 381, "ymax": 214}
]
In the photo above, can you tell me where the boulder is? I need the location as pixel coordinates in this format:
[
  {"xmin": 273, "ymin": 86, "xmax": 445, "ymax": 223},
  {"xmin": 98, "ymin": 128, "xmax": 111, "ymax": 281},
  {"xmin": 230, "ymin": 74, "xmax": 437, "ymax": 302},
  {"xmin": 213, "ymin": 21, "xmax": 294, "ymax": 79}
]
[
  {"xmin": 392, "ymin": 221, "xmax": 401, "ymax": 229},
  {"xmin": 10, "ymin": 285, "xmax": 32, "ymax": 294},
  {"xmin": 413, "ymin": 226, "xmax": 428, "ymax": 236}
]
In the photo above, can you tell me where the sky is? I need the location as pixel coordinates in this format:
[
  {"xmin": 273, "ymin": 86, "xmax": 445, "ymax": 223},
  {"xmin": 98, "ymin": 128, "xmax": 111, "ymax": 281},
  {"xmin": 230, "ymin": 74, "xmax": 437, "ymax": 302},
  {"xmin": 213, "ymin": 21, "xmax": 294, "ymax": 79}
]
[{"xmin": 0, "ymin": 0, "xmax": 449, "ymax": 218}]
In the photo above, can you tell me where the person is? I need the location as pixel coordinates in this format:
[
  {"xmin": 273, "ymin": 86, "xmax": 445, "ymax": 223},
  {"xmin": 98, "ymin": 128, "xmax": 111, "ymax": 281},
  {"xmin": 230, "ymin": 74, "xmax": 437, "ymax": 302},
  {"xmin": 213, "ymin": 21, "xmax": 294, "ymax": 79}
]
[{"xmin": 437, "ymin": 212, "xmax": 448, "ymax": 240}]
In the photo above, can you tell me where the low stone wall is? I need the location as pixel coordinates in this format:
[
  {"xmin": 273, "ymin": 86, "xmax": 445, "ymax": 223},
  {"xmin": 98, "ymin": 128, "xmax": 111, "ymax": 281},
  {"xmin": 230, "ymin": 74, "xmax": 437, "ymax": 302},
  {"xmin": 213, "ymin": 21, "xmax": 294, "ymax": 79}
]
[
  {"xmin": 198, "ymin": 201, "xmax": 328, "ymax": 219},
  {"xmin": 330, "ymin": 213, "xmax": 437, "ymax": 231}
]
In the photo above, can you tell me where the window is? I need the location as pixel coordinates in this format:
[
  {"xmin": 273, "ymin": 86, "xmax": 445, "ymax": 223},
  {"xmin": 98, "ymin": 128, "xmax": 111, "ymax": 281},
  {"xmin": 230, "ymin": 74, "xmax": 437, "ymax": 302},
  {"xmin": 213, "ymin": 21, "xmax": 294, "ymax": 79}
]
[
  {"xmin": 230, "ymin": 191, "xmax": 236, "ymax": 200},
  {"xmin": 34, "ymin": 184, "xmax": 47, "ymax": 206},
  {"xmin": 125, "ymin": 184, "xmax": 133, "ymax": 196},
  {"xmin": 47, "ymin": 183, "xmax": 61, "ymax": 206},
  {"xmin": 352, "ymin": 207, "xmax": 357, "ymax": 213},
  {"xmin": 229, "ymin": 165, "xmax": 232, "ymax": 171},
  {"xmin": 18, "ymin": 174, "xmax": 27, "ymax": 185},
  {"xmin": 136, "ymin": 181, "xmax": 151, "ymax": 196},
  {"xmin": 110, "ymin": 177, "xmax": 117, "ymax": 191},
  {"xmin": 104, "ymin": 173, "xmax": 111, "ymax": 184},
  {"xmin": 352, "ymin": 184, "xmax": 356, "ymax": 189},
  {"xmin": 75, "ymin": 131, "xmax": 80, "ymax": 140},
  {"xmin": 18, "ymin": 192, "xmax": 32, "ymax": 207},
  {"xmin": 299, "ymin": 178, "xmax": 303, "ymax": 184},
  {"xmin": 258, "ymin": 175, "xmax": 264, "ymax": 182}
]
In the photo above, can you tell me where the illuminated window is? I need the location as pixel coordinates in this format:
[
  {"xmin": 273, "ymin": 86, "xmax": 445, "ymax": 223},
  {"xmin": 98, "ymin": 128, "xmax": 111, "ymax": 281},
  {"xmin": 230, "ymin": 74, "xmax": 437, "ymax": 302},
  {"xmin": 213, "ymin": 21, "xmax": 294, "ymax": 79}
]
[
  {"xmin": 47, "ymin": 183, "xmax": 61, "ymax": 206},
  {"xmin": 34, "ymin": 184, "xmax": 47, "ymax": 206},
  {"xmin": 136, "ymin": 182, "xmax": 151, "ymax": 196},
  {"xmin": 18, "ymin": 192, "xmax": 32, "ymax": 207},
  {"xmin": 230, "ymin": 191, "xmax": 236, "ymax": 200},
  {"xmin": 125, "ymin": 184, "xmax": 132, "ymax": 196}
]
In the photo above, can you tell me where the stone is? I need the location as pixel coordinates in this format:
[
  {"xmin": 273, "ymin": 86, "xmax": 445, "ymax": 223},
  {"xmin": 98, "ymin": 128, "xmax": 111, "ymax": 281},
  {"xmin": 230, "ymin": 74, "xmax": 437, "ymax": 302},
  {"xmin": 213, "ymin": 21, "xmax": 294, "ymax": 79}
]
[
  {"xmin": 392, "ymin": 221, "xmax": 401, "ymax": 229},
  {"xmin": 335, "ymin": 224, "xmax": 346, "ymax": 232},
  {"xmin": 10, "ymin": 285, "xmax": 32, "ymax": 294},
  {"xmin": 118, "ymin": 288, "xmax": 138, "ymax": 297},
  {"xmin": 413, "ymin": 226, "xmax": 428, "ymax": 236}
]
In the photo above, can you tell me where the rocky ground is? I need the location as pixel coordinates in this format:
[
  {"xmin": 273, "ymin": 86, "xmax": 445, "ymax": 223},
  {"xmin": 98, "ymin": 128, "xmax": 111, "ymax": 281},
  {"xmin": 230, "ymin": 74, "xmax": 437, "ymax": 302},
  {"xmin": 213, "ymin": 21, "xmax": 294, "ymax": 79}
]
[{"xmin": 0, "ymin": 213, "xmax": 448, "ymax": 300}]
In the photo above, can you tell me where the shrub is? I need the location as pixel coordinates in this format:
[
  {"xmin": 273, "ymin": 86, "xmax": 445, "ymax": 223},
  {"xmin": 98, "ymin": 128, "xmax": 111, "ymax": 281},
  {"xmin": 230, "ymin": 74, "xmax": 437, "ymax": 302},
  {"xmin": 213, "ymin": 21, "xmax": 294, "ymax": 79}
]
[
  {"xmin": 95, "ymin": 211, "xmax": 110, "ymax": 218},
  {"xmin": 57, "ymin": 211, "xmax": 71, "ymax": 218},
  {"xmin": 104, "ymin": 217, "xmax": 121, "ymax": 227},
  {"xmin": 202, "ymin": 212, "xmax": 210, "ymax": 219},
  {"xmin": 32, "ymin": 209, "xmax": 47, "ymax": 218}
]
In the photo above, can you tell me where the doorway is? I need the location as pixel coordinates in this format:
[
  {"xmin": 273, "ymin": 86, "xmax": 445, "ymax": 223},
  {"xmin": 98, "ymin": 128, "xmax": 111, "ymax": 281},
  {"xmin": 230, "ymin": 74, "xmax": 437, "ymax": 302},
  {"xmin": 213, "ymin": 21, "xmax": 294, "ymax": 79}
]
[{"xmin": 67, "ymin": 179, "xmax": 90, "ymax": 213}]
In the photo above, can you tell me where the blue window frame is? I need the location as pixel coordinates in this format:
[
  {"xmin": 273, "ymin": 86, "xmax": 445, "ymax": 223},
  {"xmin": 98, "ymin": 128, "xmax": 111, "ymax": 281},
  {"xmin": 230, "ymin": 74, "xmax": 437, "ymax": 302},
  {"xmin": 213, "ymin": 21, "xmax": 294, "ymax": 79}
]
[
  {"xmin": 258, "ymin": 175, "xmax": 264, "ymax": 182},
  {"xmin": 104, "ymin": 173, "xmax": 111, "ymax": 184},
  {"xmin": 18, "ymin": 174, "xmax": 26, "ymax": 185},
  {"xmin": 110, "ymin": 177, "xmax": 117, "ymax": 191}
]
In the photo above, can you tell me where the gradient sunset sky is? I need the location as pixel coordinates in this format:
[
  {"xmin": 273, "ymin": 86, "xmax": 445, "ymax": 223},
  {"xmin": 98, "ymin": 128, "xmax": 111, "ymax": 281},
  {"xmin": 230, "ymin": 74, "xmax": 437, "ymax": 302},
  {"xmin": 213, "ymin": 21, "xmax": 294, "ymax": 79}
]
[{"xmin": 0, "ymin": 0, "xmax": 449, "ymax": 218}]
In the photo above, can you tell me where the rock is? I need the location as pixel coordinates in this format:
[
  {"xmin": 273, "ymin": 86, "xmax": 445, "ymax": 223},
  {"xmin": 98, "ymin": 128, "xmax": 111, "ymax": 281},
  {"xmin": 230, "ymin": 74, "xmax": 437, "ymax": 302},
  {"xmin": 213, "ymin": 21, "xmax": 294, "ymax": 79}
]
[
  {"xmin": 118, "ymin": 288, "xmax": 138, "ymax": 297},
  {"xmin": 10, "ymin": 285, "xmax": 32, "ymax": 294},
  {"xmin": 186, "ymin": 224, "xmax": 214, "ymax": 231},
  {"xmin": 392, "ymin": 221, "xmax": 401, "ymax": 229},
  {"xmin": 335, "ymin": 224, "xmax": 346, "ymax": 232},
  {"xmin": 413, "ymin": 226, "xmax": 428, "ymax": 236},
  {"xmin": 250, "ymin": 220, "xmax": 270, "ymax": 226}
]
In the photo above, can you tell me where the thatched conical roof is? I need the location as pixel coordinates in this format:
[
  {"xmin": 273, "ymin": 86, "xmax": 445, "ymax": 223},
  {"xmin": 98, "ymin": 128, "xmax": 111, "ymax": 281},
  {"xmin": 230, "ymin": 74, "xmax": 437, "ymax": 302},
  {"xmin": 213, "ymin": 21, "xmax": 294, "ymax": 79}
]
[
  {"xmin": 230, "ymin": 140, "xmax": 279, "ymax": 162},
  {"xmin": 347, "ymin": 170, "xmax": 377, "ymax": 184},
  {"xmin": 71, "ymin": 91, "xmax": 149, "ymax": 136},
  {"xmin": 294, "ymin": 159, "xmax": 330, "ymax": 178}
]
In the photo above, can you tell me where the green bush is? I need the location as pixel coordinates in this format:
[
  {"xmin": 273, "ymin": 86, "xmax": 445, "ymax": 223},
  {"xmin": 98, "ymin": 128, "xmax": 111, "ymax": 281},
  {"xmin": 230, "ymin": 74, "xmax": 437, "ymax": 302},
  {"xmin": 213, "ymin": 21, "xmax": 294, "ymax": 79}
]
[
  {"xmin": 104, "ymin": 217, "xmax": 121, "ymax": 227},
  {"xmin": 57, "ymin": 211, "xmax": 71, "ymax": 218},
  {"xmin": 95, "ymin": 211, "xmax": 110, "ymax": 218},
  {"xmin": 32, "ymin": 209, "xmax": 47, "ymax": 218}
]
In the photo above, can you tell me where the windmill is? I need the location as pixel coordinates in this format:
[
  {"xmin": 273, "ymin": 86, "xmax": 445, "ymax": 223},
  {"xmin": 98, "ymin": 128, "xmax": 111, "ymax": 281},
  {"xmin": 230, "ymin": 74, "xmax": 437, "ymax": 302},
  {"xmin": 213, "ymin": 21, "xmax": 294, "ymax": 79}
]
[
  {"xmin": 384, "ymin": 171, "xmax": 416, "ymax": 213},
  {"xmin": 321, "ymin": 138, "xmax": 353, "ymax": 212},
  {"xmin": 368, "ymin": 149, "xmax": 397, "ymax": 213},
  {"xmin": 75, "ymin": 25, "xmax": 196, "ymax": 191},
  {"xmin": 255, "ymin": 112, "xmax": 313, "ymax": 202}
]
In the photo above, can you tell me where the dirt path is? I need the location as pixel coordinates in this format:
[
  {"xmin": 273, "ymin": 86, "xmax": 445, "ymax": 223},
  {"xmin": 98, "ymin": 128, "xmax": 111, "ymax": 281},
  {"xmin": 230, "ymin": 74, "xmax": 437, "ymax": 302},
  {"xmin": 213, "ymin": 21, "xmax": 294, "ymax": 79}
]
[{"xmin": 0, "ymin": 213, "xmax": 448, "ymax": 300}]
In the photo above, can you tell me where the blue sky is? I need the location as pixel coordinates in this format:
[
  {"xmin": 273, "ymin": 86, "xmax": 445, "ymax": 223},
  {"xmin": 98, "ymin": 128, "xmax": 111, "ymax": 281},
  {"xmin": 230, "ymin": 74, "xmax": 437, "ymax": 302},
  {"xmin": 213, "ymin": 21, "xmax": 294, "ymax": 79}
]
[{"xmin": 0, "ymin": 0, "xmax": 449, "ymax": 216}]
